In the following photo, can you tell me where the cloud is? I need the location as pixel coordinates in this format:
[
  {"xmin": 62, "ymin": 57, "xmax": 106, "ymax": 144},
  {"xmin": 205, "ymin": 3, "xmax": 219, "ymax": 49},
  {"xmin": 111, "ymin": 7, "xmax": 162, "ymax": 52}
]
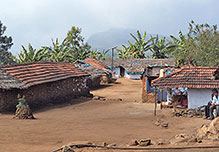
[{"xmin": 0, "ymin": 0, "xmax": 218, "ymax": 55}]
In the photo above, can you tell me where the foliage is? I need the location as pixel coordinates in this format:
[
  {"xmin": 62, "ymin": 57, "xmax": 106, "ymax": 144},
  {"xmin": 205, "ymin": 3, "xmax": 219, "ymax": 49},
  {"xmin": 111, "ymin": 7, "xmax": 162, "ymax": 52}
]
[
  {"xmin": 42, "ymin": 39, "xmax": 72, "ymax": 62},
  {"xmin": 116, "ymin": 30, "xmax": 153, "ymax": 59},
  {"xmin": 0, "ymin": 20, "xmax": 14, "ymax": 65},
  {"xmin": 63, "ymin": 26, "xmax": 91, "ymax": 60},
  {"xmin": 15, "ymin": 44, "xmax": 48, "ymax": 63},
  {"xmin": 150, "ymin": 35, "xmax": 169, "ymax": 59},
  {"xmin": 167, "ymin": 21, "xmax": 219, "ymax": 66}
]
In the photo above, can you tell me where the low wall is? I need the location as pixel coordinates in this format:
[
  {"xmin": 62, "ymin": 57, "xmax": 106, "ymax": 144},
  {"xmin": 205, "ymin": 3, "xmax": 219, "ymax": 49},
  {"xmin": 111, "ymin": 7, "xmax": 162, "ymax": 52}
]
[
  {"xmin": 87, "ymin": 76, "xmax": 102, "ymax": 88},
  {"xmin": 0, "ymin": 76, "xmax": 90, "ymax": 112}
]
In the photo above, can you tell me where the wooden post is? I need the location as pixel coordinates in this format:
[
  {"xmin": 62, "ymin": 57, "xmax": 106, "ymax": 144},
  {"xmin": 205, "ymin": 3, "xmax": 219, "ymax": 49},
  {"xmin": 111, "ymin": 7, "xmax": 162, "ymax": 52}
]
[{"xmin": 154, "ymin": 88, "xmax": 157, "ymax": 116}]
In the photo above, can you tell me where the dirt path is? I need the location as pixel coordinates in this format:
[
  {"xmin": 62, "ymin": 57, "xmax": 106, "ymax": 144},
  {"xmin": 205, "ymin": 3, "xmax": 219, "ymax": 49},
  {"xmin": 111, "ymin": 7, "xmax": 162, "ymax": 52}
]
[
  {"xmin": 91, "ymin": 78, "xmax": 142, "ymax": 102},
  {"xmin": 0, "ymin": 78, "xmax": 211, "ymax": 152}
]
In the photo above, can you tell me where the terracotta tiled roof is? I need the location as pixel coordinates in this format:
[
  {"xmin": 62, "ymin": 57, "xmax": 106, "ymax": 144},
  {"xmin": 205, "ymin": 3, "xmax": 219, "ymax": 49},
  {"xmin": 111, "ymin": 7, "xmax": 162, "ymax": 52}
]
[
  {"xmin": 84, "ymin": 58, "xmax": 111, "ymax": 72},
  {"xmin": 152, "ymin": 65, "xmax": 219, "ymax": 89},
  {"xmin": 0, "ymin": 62, "xmax": 89, "ymax": 90},
  {"xmin": 102, "ymin": 59, "xmax": 176, "ymax": 73}
]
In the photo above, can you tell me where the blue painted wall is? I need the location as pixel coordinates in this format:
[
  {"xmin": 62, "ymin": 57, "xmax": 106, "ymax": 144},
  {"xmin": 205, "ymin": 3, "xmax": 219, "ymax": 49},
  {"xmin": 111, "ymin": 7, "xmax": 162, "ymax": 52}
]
[{"xmin": 145, "ymin": 76, "xmax": 167, "ymax": 102}]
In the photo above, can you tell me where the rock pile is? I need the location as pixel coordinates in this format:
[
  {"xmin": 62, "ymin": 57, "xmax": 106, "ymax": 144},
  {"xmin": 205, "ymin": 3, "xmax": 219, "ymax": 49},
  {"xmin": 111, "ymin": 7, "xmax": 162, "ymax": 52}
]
[
  {"xmin": 129, "ymin": 139, "xmax": 151, "ymax": 146},
  {"xmin": 171, "ymin": 117, "xmax": 219, "ymax": 144},
  {"xmin": 62, "ymin": 146, "xmax": 74, "ymax": 152},
  {"xmin": 154, "ymin": 118, "xmax": 169, "ymax": 128},
  {"xmin": 173, "ymin": 107, "xmax": 204, "ymax": 118}
]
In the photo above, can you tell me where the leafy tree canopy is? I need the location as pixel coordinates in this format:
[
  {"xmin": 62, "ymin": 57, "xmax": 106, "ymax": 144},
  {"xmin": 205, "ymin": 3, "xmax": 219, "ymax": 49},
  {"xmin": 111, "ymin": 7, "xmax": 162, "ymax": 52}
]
[
  {"xmin": 167, "ymin": 21, "xmax": 219, "ymax": 66},
  {"xmin": 0, "ymin": 20, "xmax": 14, "ymax": 65}
]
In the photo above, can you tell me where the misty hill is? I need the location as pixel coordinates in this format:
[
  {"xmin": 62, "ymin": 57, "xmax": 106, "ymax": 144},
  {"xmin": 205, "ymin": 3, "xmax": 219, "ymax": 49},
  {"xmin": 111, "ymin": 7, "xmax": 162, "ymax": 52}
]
[{"xmin": 87, "ymin": 28, "xmax": 141, "ymax": 50}]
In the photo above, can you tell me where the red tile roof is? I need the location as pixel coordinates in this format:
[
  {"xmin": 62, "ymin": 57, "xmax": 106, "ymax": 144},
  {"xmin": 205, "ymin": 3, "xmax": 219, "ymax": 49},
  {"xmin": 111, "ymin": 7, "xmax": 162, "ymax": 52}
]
[
  {"xmin": 152, "ymin": 65, "xmax": 219, "ymax": 89},
  {"xmin": 0, "ymin": 62, "xmax": 89, "ymax": 89},
  {"xmin": 84, "ymin": 58, "xmax": 111, "ymax": 72}
]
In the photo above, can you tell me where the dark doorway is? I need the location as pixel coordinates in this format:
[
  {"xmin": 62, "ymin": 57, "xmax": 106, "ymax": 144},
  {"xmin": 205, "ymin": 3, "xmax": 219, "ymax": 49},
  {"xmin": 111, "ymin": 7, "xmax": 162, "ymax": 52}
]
[{"xmin": 120, "ymin": 66, "xmax": 125, "ymax": 77}]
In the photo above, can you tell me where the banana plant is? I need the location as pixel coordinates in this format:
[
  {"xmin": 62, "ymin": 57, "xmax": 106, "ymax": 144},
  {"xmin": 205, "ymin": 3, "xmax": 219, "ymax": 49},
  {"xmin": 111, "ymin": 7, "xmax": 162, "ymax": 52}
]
[
  {"xmin": 150, "ymin": 35, "xmax": 169, "ymax": 59},
  {"xmin": 16, "ymin": 44, "xmax": 48, "ymax": 63}
]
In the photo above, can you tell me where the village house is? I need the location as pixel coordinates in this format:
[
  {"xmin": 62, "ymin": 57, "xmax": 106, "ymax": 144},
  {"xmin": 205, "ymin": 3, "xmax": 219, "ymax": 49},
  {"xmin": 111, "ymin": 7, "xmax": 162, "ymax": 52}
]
[
  {"xmin": 0, "ymin": 62, "xmax": 90, "ymax": 112},
  {"xmin": 152, "ymin": 66, "xmax": 219, "ymax": 109},
  {"xmin": 74, "ymin": 58, "xmax": 112, "ymax": 88},
  {"xmin": 102, "ymin": 58, "xmax": 176, "ymax": 80},
  {"xmin": 142, "ymin": 61, "xmax": 177, "ymax": 103}
]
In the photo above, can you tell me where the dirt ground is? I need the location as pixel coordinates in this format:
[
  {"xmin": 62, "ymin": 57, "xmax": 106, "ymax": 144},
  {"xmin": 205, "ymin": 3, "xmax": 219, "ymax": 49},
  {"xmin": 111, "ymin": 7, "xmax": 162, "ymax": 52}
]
[{"xmin": 0, "ymin": 78, "xmax": 217, "ymax": 152}]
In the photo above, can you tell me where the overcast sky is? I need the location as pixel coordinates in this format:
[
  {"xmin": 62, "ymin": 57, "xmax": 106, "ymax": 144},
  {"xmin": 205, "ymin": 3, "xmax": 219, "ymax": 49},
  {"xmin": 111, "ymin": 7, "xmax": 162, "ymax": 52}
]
[{"xmin": 1, "ymin": 0, "xmax": 218, "ymax": 55}]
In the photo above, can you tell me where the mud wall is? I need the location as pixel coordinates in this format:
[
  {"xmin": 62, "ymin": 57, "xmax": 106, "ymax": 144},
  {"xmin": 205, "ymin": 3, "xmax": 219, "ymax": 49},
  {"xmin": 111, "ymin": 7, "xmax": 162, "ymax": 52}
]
[
  {"xmin": 87, "ymin": 76, "xmax": 102, "ymax": 88},
  {"xmin": 0, "ymin": 76, "xmax": 90, "ymax": 112}
]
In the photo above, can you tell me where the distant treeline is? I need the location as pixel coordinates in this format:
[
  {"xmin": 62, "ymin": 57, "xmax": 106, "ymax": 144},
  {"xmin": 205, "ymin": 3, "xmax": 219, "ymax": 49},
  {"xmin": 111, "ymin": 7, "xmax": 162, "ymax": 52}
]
[{"xmin": 0, "ymin": 20, "xmax": 218, "ymax": 66}]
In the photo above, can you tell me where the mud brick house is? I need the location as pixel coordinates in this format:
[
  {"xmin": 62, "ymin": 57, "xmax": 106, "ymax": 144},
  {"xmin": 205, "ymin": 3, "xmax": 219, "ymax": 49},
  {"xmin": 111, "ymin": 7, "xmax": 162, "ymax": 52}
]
[
  {"xmin": 74, "ymin": 58, "xmax": 112, "ymax": 87},
  {"xmin": 102, "ymin": 59, "xmax": 176, "ymax": 80},
  {"xmin": 0, "ymin": 62, "xmax": 90, "ymax": 112},
  {"xmin": 152, "ymin": 66, "xmax": 219, "ymax": 109}
]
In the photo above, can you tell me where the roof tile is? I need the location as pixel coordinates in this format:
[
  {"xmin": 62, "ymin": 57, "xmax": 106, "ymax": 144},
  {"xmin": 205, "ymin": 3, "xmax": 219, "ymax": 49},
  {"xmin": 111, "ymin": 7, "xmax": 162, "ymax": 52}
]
[{"xmin": 0, "ymin": 62, "xmax": 89, "ymax": 89}]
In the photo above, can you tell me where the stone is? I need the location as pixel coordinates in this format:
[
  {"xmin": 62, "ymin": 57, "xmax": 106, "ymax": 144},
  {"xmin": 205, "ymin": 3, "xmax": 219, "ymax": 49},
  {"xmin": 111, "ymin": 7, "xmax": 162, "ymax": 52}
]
[
  {"xmin": 99, "ymin": 98, "xmax": 106, "ymax": 101},
  {"xmin": 156, "ymin": 139, "xmax": 170, "ymax": 145},
  {"xmin": 187, "ymin": 137, "xmax": 198, "ymax": 143},
  {"xmin": 129, "ymin": 140, "xmax": 138, "ymax": 146},
  {"xmin": 138, "ymin": 139, "xmax": 151, "ymax": 146},
  {"xmin": 93, "ymin": 96, "xmax": 100, "ymax": 100},
  {"xmin": 62, "ymin": 146, "xmax": 75, "ymax": 152},
  {"xmin": 107, "ymin": 143, "xmax": 117, "ymax": 147},
  {"xmin": 175, "ymin": 133, "xmax": 189, "ymax": 139},
  {"xmin": 102, "ymin": 142, "xmax": 108, "ymax": 147},
  {"xmin": 154, "ymin": 120, "xmax": 160, "ymax": 126},
  {"xmin": 161, "ymin": 122, "xmax": 168, "ymax": 128}
]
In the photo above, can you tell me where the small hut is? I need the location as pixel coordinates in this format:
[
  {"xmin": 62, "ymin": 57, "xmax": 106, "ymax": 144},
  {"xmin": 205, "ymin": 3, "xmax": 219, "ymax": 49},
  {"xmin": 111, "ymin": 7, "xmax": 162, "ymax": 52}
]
[
  {"xmin": 74, "ymin": 58, "xmax": 112, "ymax": 87},
  {"xmin": 0, "ymin": 62, "xmax": 90, "ymax": 112}
]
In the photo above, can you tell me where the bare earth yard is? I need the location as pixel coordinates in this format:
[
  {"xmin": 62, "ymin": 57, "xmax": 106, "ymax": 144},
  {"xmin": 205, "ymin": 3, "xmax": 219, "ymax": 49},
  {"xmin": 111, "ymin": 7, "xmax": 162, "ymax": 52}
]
[{"xmin": 0, "ymin": 78, "xmax": 218, "ymax": 152}]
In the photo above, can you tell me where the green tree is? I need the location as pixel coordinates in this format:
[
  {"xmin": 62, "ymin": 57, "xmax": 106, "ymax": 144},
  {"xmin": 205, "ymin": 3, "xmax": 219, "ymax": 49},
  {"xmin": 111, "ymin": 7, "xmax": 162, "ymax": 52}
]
[
  {"xmin": 63, "ymin": 26, "xmax": 91, "ymax": 60},
  {"xmin": 167, "ymin": 21, "xmax": 219, "ymax": 66},
  {"xmin": 0, "ymin": 20, "xmax": 14, "ymax": 65}
]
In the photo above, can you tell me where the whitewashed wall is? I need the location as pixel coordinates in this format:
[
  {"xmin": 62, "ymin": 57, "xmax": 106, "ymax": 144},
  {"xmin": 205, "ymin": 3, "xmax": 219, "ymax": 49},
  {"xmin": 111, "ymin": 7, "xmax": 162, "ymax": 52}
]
[
  {"xmin": 124, "ymin": 71, "xmax": 141, "ymax": 79},
  {"xmin": 113, "ymin": 67, "xmax": 120, "ymax": 78},
  {"xmin": 187, "ymin": 88, "xmax": 211, "ymax": 109}
]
